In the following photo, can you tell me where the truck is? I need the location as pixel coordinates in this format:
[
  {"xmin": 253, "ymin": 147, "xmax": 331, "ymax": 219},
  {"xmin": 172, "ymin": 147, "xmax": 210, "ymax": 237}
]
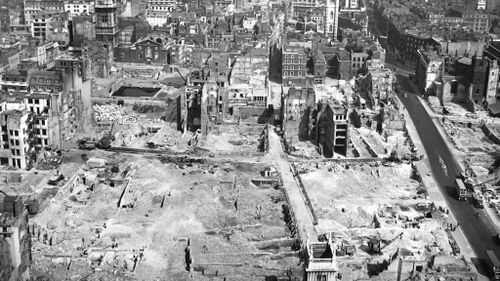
[
  {"xmin": 485, "ymin": 250, "xmax": 500, "ymax": 280},
  {"xmin": 472, "ymin": 193, "xmax": 484, "ymax": 208},
  {"xmin": 455, "ymin": 178, "xmax": 467, "ymax": 200}
]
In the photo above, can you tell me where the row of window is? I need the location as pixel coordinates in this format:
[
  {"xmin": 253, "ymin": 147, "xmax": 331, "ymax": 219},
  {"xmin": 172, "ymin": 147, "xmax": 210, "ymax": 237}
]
[
  {"xmin": 283, "ymin": 60, "xmax": 304, "ymax": 65},
  {"xmin": 284, "ymin": 55, "xmax": 304, "ymax": 60},
  {"xmin": 283, "ymin": 71, "xmax": 303, "ymax": 76},
  {"xmin": 284, "ymin": 65, "xmax": 304, "ymax": 70}
]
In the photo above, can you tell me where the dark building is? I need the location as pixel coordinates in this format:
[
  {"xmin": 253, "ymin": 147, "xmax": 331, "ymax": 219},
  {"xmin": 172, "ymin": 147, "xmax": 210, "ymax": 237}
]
[
  {"xmin": 72, "ymin": 15, "xmax": 95, "ymax": 47},
  {"xmin": 114, "ymin": 38, "xmax": 171, "ymax": 64},
  {"xmin": 469, "ymin": 56, "xmax": 488, "ymax": 105}
]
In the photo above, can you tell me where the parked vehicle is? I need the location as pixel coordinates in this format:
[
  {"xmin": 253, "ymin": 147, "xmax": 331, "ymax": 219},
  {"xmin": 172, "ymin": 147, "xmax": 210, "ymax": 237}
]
[
  {"xmin": 455, "ymin": 178, "xmax": 467, "ymax": 200},
  {"xmin": 485, "ymin": 250, "xmax": 500, "ymax": 280},
  {"xmin": 472, "ymin": 193, "xmax": 484, "ymax": 208}
]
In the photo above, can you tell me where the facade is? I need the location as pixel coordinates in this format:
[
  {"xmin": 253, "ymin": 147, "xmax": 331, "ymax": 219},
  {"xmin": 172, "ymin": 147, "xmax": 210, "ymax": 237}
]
[
  {"xmin": 0, "ymin": 193, "xmax": 31, "ymax": 280},
  {"xmin": 179, "ymin": 70, "xmax": 206, "ymax": 132},
  {"xmin": 325, "ymin": 0, "xmax": 340, "ymax": 40},
  {"xmin": 350, "ymin": 51, "xmax": 368, "ymax": 76},
  {"xmin": 24, "ymin": 0, "xmax": 64, "ymax": 26},
  {"xmin": 46, "ymin": 13, "xmax": 70, "ymax": 47},
  {"xmin": 114, "ymin": 38, "xmax": 171, "ymax": 64},
  {"xmin": 478, "ymin": 0, "xmax": 487, "ymax": 9},
  {"xmin": 64, "ymin": 0, "xmax": 95, "ymax": 20},
  {"xmin": 283, "ymin": 87, "xmax": 315, "ymax": 141},
  {"xmin": 95, "ymin": 0, "xmax": 119, "ymax": 46},
  {"xmin": 0, "ymin": 103, "xmax": 31, "ymax": 169},
  {"xmin": 485, "ymin": 58, "xmax": 499, "ymax": 105}
]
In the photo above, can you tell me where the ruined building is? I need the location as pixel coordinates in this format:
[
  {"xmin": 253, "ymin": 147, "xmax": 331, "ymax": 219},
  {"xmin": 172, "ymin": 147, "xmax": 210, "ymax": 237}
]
[
  {"xmin": 306, "ymin": 237, "xmax": 338, "ymax": 281},
  {"xmin": 0, "ymin": 193, "xmax": 31, "ymax": 281},
  {"xmin": 178, "ymin": 70, "xmax": 206, "ymax": 132},
  {"xmin": 314, "ymin": 100, "xmax": 349, "ymax": 157}
]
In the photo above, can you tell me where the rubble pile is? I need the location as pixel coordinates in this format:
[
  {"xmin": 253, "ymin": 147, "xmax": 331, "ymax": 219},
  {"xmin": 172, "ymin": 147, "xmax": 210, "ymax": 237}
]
[{"xmin": 93, "ymin": 104, "xmax": 138, "ymax": 125}]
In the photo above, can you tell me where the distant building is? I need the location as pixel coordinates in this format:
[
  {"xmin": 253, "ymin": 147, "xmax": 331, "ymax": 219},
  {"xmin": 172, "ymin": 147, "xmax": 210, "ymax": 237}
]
[
  {"xmin": 350, "ymin": 51, "xmax": 368, "ymax": 76},
  {"xmin": 463, "ymin": 10, "xmax": 490, "ymax": 33},
  {"xmin": 485, "ymin": 57, "xmax": 498, "ymax": 105},
  {"xmin": 0, "ymin": 193, "xmax": 31, "ymax": 280},
  {"xmin": 146, "ymin": 0, "xmax": 177, "ymax": 27},
  {"xmin": 24, "ymin": 0, "xmax": 64, "ymax": 26},
  {"xmin": 477, "ymin": 0, "xmax": 487, "ymax": 10},
  {"xmin": 64, "ymin": 0, "xmax": 95, "ymax": 20},
  {"xmin": 31, "ymin": 13, "xmax": 54, "ymax": 40}
]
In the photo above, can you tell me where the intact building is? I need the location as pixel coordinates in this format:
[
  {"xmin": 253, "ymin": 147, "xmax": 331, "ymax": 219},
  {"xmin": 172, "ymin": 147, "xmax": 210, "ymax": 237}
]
[
  {"xmin": 64, "ymin": 0, "xmax": 95, "ymax": 20},
  {"xmin": 24, "ymin": 0, "xmax": 64, "ymax": 26},
  {"xmin": 282, "ymin": 46, "xmax": 308, "ymax": 85},
  {"xmin": 145, "ymin": 0, "xmax": 177, "ymax": 27}
]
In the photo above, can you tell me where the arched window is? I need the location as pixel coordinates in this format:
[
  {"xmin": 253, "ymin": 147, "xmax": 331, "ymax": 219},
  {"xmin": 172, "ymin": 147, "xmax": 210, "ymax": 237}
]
[
  {"xmin": 329, "ymin": 24, "xmax": 333, "ymax": 32},
  {"xmin": 330, "ymin": 11, "xmax": 334, "ymax": 19}
]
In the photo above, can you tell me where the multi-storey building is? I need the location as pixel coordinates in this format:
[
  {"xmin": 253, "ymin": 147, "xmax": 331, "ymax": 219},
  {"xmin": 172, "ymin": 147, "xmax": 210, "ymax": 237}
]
[
  {"xmin": 63, "ymin": 0, "xmax": 94, "ymax": 20},
  {"xmin": 0, "ymin": 193, "xmax": 31, "ymax": 280},
  {"xmin": 463, "ymin": 10, "xmax": 490, "ymax": 33},
  {"xmin": 31, "ymin": 12, "xmax": 53, "ymax": 40},
  {"xmin": 477, "ymin": 0, "xmax": 487, "ymax": 9},
  {"xmin": 24, "ymin": 0, "xmax": 64, "ymax": 26},
  {"xmin": 325, "ymin": 0, "xmax": 340, "ymax": 40},
  {"xmin": 0, "ymin": 102, "xmax": 31, "ymax": 169},
  {"xmin": 282, "ymin": 46, "xmax": 308, "ymax": 84},
  {"xmin": 350, "ymin": 51, "xmax": 368, "ymax": 76},
  {"xmin": 146, "ymin": 0, "xmax": 177, "ymax": 27}
]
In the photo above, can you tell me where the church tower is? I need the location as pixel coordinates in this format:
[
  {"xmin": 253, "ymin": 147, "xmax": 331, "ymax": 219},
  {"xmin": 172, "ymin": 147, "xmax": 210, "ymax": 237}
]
[
  {"xmin": 95, "ymin": 0, "xmax": 119, "ymax": 46},
  {"xmin": 325, "ymin": 0, "xmax": 339, "ymax": 41}
]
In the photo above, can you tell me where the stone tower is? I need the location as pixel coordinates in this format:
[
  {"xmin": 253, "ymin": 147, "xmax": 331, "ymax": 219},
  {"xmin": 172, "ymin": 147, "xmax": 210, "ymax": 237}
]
[{"xmin": 95, "ymin": 0, "xmax": 119, "ymax": 47}]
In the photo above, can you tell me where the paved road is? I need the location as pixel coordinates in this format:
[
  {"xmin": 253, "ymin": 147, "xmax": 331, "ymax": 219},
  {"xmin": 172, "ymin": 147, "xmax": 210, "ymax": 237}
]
[
  {"xmin": 396, "ymin": 75, "xmax": 499, "ymax": 275},
  {"xmin": 267, "ymin": 128, "xmax": 318, "ymax": 242}
]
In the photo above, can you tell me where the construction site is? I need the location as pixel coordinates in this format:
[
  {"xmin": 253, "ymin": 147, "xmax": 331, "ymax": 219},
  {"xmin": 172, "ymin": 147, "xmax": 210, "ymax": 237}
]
[
  {"xmin": 293, "ymin": 160, "xmax": 475, "ymax": 280},
  {"xmin": 28, "ymin": 152, "xmax": 302, "ymax": 280}
]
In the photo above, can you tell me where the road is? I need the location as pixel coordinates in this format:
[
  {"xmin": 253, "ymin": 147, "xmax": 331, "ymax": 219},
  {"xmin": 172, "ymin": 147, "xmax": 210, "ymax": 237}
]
[
  {"xmin": 396, "ymin": 75, "xmax": 499, "ymax": 274},
  {"xmin": 267, "ymin": 128, "xmax": 318, "ymax": 242}
]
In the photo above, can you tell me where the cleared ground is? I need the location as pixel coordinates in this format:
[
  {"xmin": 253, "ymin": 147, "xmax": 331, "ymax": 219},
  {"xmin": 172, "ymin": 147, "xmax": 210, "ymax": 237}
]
[{"xmin": 30, "ymin": 154, "xmax": 301, "ymax": 280}]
